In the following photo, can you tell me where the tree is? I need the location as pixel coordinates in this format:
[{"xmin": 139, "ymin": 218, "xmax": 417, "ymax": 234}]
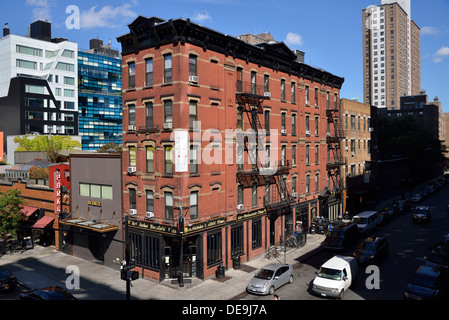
[
  {"xmin": 14, "ymin": 135, "xmax": 81, "ymax": 163},
  {"xmin": 97, "ymin": 142, "xmax": 122, "ymax": 153},
  {"xmin": 0, "ymin": 189, "xmax": 25, "ymax": 237}
]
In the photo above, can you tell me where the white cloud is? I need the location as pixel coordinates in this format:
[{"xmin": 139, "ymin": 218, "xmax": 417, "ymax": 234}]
[
  {"xmin": 421, "ymin": 26, "xmax": 439, "ymax": 36},
  {"xmin": 284, "ymin": 32, "xmax": 303, "ymax": 47},
  {"xmin": 26, "ymin": 0, "xmax": 54, "ymax": 21},
  {"xmin": 433, "ymin": 46, "xmax": 449, "ymax": 63},
  {"xmin": 192, "ymin": 11, "xmax": 212, "ymax": 23},
  {"xmin": 80, "ymin": 4, "xmax": 137, "ymax": 29}
]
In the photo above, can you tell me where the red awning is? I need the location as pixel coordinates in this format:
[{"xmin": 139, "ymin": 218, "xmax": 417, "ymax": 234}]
[
  {"xmin": 22, "ymin": 206, "xmax": 39, "ymax": 217},
  {"xmin": 32, "ymin": 216, "xmax": 55, "ymax": 229}
]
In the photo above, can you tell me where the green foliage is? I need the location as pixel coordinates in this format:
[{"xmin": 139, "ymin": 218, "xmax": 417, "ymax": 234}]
[
  {"xmin": 97, "ymin": 142, "xmax": 123, "ymax": 153},
  {"xmin": 14, "ymin": 135, "xmax": 81, "ymax": 163},
  {"xmin": 0, "ymin": 189, "xmax": 25, "ymax": 237},
  {"xmin": 28, "ymin": 166, "xmax": 49, "ymax": 180}
]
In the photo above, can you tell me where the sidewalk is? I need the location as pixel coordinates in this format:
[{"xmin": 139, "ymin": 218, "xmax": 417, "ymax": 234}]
[{"xmin": 0, "ymin": 233, "xmax": 325, "ymax": 300}]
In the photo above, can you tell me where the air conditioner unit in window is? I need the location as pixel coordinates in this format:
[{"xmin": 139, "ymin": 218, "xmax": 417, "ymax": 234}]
[
  {"xmin": 146, "ymin": 211, "xmax": 154, "ymax": 218},
  {"xmin": 129, "ymin": 209, "xmax": 137, "ymax": 216},
  {"xmin": 128, "ymin": 125, "xmax": 136, "ymax": 131},
  {"xmin": 305, "ymin": 130, "xmax": 310, "ymax": 136},
  {"xmin": 345, "ymin": 147, "xmax": 349, "ymax": 151},
  {"xmin": 164, "ymin": 122, "xmax": 173, "ymax": 129},
  {"xmin": 292, "ymin": 192, "xmax": 298, "ymax": 198},
  {"xmin": 281, "ymin": 129, "xmax": 287, "ymax": 135},
  {"xmin": 128, "ymin": 166, "xmax": 136, "ymax": 174},
  {"xmin": 264, "ymin": 92, "xmax": 271, "ymax": 97},
  {"xmin": 189, "ymin": 75, "xmax": 199, "ymax": 83},
  {"xmin": 237, "ymin": 204, "xmax": 244, "ymax": 211},
  {"xmin": 351, "ymin": 152, "xmax": 355, "ymax": 157}
]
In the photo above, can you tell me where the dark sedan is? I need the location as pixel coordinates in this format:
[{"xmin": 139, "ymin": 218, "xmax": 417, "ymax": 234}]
[
  {"xmin": 0, "ymin": 266, "xmax": 17, "ymax": 292},
  {"xmin": 19, "ymin": 285, "xmax": 77, "ymax": 300},
  {"xmin": 353, "ymin": 237, "xmax": 389, "ymax": 265},
  {"xmin": 404, "ymin": 264, "xmax": 449, "ymax": 300},
  {"xmin": 412, "ymin": 206, "xmax": 431, "ymax": 224}
]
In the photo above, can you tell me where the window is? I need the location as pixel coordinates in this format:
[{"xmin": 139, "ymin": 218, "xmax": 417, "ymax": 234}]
[
  {"xmin": 144, "ymin": 236, "xmax": 160, "ymax": 269},
  {"xmin": 146, "ymin": 191, "xmax": 154, "ymax": 213},
  {"xmin": 129, "ymin": 233, "xmax": 142, "ymax": 264},
  {"xmin": 190, "ymin": 145, "xmax": 198, "ymax": 174},
  {"xmin": 16, "ymin": 45, "xmax": 42, "ymax": 57},
  {"xmin": 17, "ymin": 59, "xmax": 37, "ymax": 70},
  {"xmin": 64, "ymin": 77, "xmax": 75, "ymax": 85},
  {"xmin": 306, "ymin": 145, "xmax": 310, "ymax": 165},
  {"xmin": 305, "ymin": 86, "xmax": 310, "ymax": 105},
  {"xmin": 315, "ymin": 173, "xmax": 320, "ymax": 193},
  {"xmin": 292, "ymin": 177, "xmax": 297, "ymax": 194},
  {"xmin": 315, "ymin": 116, "xmax": 319, "ymax": 136},
  {"xmin": 238, "ymin": 185, "xmax": 244, "ymax": 206},
  {"xmin": 129, "ymin": 189, "xmax": 137, "ymax": 210},
  {"xmin": 315, "ymin": 88, "xmax": 319, "ymax": 106},
  {"xmin": 264, "ymin": 181, "xmax": 270, "ymax": 203},
  {"xmin": 145, "ymin": 58, "xmax": 153, "ymax": 86},
  {"xmin": 306, "ymin": 174, "xmax": 310, "ymax": 194},
  {"xmin": 129, "ymin": 146, "xmax": 136, "ymax": 167},
  {"xmin": 251, "ymin": 71, "xmax": 257, "ymax": 95},
  {"xmin": 305, "ymin": 115, "xmax": 310, "ymax": 135},
  {"xmin": 281, "ymin": 113, "xmax": 286, "ymax": 133},
  {"xmin": 281, "ymin": 145, "xmax": 287, "ymax": 166},
  {"xmin": 207, "ymin": 232, "xmax": 222, "ymax": 266},
  {"xmin": 165, "ymin": 146, "xmax": 173, "ymax": 174},
  {"xmin": 292, "ymin": 145, "xmax": 297, "ymax": 166},
  {"xmin": 252, "ymin": 183, "xmax": 257, "ymax": 207},
  {"xmin": 145, "ymin": 102, "xmax": 153, "ymax": 129},
  {"xmin": 252, "ymin": 219, "xmax": 262, "ymax": 249},
  {"xmin": 326, "ymin": 92, "xmax": 330, "ymax": 109},
  {"xmin": 25, "ymin": 85, "xmax": 45, "ymax": 94},
  {"xmin": 164, "ymin": 54, "xmax": 172, "ymax": 83},
  {"xmin": 62, "ymin": 50, "xmax": 74, "ymax": 58},
  {"xmin": 128, "ymin": 62, "xmax": 135, "ymax": 88},
  {"xmin": 237, "ymin": 108, "xmax": 243, "ymax": 130},
  {"xmin": 189, "ymin": 55, "xmax": 197, "ymax": 77},
  {"xmin": 291, "ymin": 82, "xmax": 296, "ymax": 103},
  {"xmin": 264, "ymin": 110, "xmax": 270, "ymax": 134},
  {"xmin": 164, "ymin": 100, "xmax": 173, "ymax": 125},
  {"xmin": 146, "ymin": 146, "xmax": 154, "ymax": 173},
  {"xmin": 128, "ymin": 104, "xmax": 136, "ymax": 126},
  {"xmin": 165, "ymin": 192, "xmax": 173, "ymax": 220},
  {"xmin": 292, "ymin": 114, "xmax": 296, "ymax": 135},
  {"xmin": 64, "ymin": 89, "xmax": 74, "ymax": 98},
  {"xmin": 315, "ymin": 145, "xmax": 319, "ymax": 164},
  {"xmin": 56, "ymin": 62, "xmax": 74, "ymax": 72},
  {"xmin": 189, "ymin": 100, "xmax": 197, "ymax": 130},
  {"xmin": 281, "ymin": 79, "xmax": 286, "ymax": 101},
  {"xmin": 264, "ymin": 75, "xmax": 269, "ymax": 93},
  {"xmin": 231, "ymin": 225, "xmax": 244, "ymax": 256},
  {"xmin": 350, "ymin": 115, "xmax": 356, "ymax": 131},
  {"xmin": 190, "ymin": 191, "xmax": 198, "ymax": 219}
]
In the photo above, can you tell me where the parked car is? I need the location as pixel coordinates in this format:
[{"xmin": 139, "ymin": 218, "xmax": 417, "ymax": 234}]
[
  {"xmin": 246, "ymin": 264, "xmax": 294, "ymax": 295},
  {"xmin": 19, "ymin": 285, "xmax": 77, "ymax": 300},
  {"xmin": 351, "ymin": 211, "xmax": 380, "ymax": 235},
  {"xmin": 312, "ymin": 255, "xmax": 358, "ymax": 299},
  {"xmin": 0, "ymin": 266, "xmax": 17, "ymax": 292},
  {"xmin": 410, "ymin": 192, "xmax": 425, "ymax": 203},
  {"xmin": 321, "ymin": 222, "xmax": 359, "ymax": 251},
  {"xmin": 377, "ymin": 210, "xmax": 391, "ymax": 226},
  {"xmin": 310, "ymin": 217, "xmax": 331, "ymax": 235},
  {"xmin": 412, "ymin": 206, "xmax": 431, "ymax": 224},
  {"xmin": 404, "ymin": 264, "xmax": 449, "ymax": 300},
  {"xmin": 394, "ymin": 199, "xmax": 410, "ymax": 214},
  {"xmin": 353, "ymin": 237, "xmax": 389, "ymax": 265}
]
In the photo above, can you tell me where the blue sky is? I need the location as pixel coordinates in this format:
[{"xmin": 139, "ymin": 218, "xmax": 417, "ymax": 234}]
[{"xmin": 1, "ymin": 0, "xmax": 449, "ymax": 112}]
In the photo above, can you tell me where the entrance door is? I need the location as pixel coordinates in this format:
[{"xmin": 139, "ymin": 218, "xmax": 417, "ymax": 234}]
[{"xmin": 163, "ymin": 237, "xmax": 198, "ymax": 279}]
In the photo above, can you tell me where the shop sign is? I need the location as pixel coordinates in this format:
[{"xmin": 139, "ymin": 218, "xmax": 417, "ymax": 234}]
[
  {"xmin": 236, "ymin": 208, "xmax": 267, "ymax": 222},
  {"xmin": 128, "ymin": 220, "xmax": 178, "ymax": 235},
  {"xmin": 88, "ymin": 200, "xmax": 102, "ymax": 207},
  {"xmin": 54, "ymin": 171, "xmax": 61, "ymax": 216},
  {"xmin": 183, "ymin": 217, "xmax": 226, "ymax": 235}
]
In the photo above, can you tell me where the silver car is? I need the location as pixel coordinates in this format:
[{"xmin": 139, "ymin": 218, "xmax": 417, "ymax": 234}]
[{"xmin": 246, "ymin": 263, "xmax": 294, "ymax": 295}]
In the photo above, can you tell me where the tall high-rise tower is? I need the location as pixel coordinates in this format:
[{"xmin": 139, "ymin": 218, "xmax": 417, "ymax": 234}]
[{"xmin": 362, "ymin": 0, "xmax": 421, "ymax": 109}]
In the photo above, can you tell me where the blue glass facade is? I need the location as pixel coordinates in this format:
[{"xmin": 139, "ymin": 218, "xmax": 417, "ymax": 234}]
[{"xmin": 78, "ymin": 51, "xmax": 122, "ymax": 150}]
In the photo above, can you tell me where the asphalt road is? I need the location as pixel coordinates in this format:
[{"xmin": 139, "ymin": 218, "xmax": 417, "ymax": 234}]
[{"xmin": 241, "ymin": 182, "xmax": 449, "ymax": 300}]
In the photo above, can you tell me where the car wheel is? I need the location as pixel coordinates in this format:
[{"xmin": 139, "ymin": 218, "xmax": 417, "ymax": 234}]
[
  {"xmin": 288, "ymin": 275, "xmax": 294, "ymax": 284},
  {"xmin": 338, "ymin": 289, "xmax": 344, "ymax": 300},
  {"xmin": 269, "ymin": 286, "xmax": 275, "ymax": 295}
]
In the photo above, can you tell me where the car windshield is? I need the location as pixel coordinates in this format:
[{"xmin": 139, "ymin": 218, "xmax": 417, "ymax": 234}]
[
  {"xmin": 415, "ymin": 209, "xmax": 427, "ymax": 215},
  {"xmin": 254, "ymin": 268, "xmax": 274, "ymax": 280},
  {"xmin": 352, "ymin": 217, "xmax": 369, "ymax": 224},
  {"xmin": 411, "ymin": 274, "xmax": 437, "ymax": 289},
  {"xmin": 317, "ymin": 267, "xmax": 342, "ymax": 280},
  {"xmin": 362, "ymin": 241, "xmax": 377, "ymax": 252}
]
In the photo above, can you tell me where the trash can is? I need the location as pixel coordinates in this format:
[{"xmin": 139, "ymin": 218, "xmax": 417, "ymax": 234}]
[
  {"xmin": 232, "ymin": 256, "xmax": 241, "ymax": 270},
  {"xmin": 216, "ymin": 264, "xmax": 225, "ymax": 280}
]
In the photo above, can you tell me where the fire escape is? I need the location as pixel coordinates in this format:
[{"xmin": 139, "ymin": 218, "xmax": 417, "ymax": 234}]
[
  {"xmin": 235, "ymin": 80, "xmax": 295, "ymax": 220},
  {"xmin": 326, "ymin": 101, "xmax": 345, "ymax": 195}
]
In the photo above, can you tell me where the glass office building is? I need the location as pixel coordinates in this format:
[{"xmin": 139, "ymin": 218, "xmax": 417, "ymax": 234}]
[{"xmin": 78, "ymin": 49, "xmax": 122, "ymax": 150}]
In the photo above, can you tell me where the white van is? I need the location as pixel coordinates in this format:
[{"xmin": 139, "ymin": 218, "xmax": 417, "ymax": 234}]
[
  {"xmin": 351, "ymin": 211, "xmax": 380, "ymax": 235},
  {"xmin": 312, "ymin": 255, "xmax": 358, "ymax": 299}
]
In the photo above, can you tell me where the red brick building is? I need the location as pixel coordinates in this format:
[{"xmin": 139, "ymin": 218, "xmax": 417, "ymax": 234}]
[{"xmin": 117, "ymin": 16, "xmax": 344, "ymax": 281}]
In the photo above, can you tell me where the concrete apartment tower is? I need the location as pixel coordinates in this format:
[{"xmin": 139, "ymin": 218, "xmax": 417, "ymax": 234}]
[{"xmin": 362, "ymin": 0, "xmax": 421, "ymax": 109}]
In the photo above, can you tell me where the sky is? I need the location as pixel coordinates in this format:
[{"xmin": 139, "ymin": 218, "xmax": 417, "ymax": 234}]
[{"xmin": 1, "ymin": 0, "xmax": 449, "ymax": 112}]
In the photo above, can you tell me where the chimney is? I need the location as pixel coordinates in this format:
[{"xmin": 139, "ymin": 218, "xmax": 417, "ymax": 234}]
[{"xmin": 3, "ymin": 23, "xmax": 10, "ymax": 37}]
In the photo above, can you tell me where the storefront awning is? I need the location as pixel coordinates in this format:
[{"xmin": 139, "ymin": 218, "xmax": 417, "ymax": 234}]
[
  {"xmin": 32, "ymin": 216, "xmax": 55, "ymax": 229},
  {"xmin": 60, "ymin": 218, "xmax": 119, "ymax": 233},
  {"xmin": 22, "ymin": 205, "xmax": 39, "ymax": 217}
]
